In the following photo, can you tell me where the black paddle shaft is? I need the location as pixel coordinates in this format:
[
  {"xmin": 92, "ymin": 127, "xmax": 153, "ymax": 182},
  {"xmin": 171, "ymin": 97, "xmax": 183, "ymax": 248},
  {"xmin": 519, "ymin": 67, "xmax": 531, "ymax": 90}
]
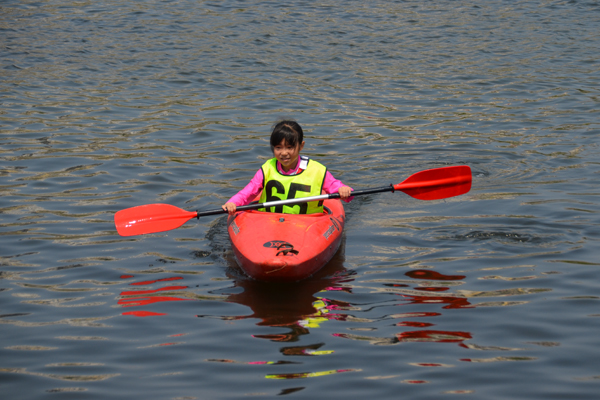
[
  {"xmin": 329, "ymin": 185, "xmax": 395, "ymax": 198},
  {"xmin": 194, "ymin": 185, "xmax": 394, "ymax": 219}
]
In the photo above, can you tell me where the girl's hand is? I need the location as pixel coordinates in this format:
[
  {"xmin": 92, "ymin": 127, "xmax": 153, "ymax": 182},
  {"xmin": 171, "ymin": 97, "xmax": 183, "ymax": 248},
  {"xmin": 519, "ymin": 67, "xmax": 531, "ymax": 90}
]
[
  {"xmin": 338, "ymin": 186, "xmax": 352, "ymax": 199},
  {"xmin": 222, "ymin": 202, "xmax": 237, "ymax": 214}
]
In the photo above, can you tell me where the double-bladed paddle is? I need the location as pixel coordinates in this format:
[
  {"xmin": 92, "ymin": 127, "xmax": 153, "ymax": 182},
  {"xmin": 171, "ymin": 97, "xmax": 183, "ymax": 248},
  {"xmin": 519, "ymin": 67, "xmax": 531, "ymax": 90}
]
[{"xmin": 114, "ymin": 165, "xmax": 472, "ymax": 237}]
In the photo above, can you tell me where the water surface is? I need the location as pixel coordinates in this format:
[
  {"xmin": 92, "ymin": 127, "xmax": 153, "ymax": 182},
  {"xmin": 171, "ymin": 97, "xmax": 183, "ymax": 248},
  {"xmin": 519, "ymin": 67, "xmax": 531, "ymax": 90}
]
[{"xmin": 2, "ymin": 0, "xmax": 600, "ymax": 398}]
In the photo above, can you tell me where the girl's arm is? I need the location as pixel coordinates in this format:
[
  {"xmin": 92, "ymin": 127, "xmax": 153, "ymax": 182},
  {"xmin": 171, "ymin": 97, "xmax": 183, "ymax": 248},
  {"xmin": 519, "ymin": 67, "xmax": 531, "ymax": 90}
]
[
  {"xmin": 323, "ymin": 171, "xmax": 353, "ymax": 202},
  {"xmin": 222, "ymin": 169, "xmax": 264, "ymax": 213}
]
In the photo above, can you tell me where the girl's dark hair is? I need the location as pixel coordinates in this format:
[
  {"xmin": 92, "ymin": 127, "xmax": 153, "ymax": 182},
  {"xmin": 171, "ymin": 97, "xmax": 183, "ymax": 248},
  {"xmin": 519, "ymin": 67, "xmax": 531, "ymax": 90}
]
[{"xmin": 270, "ymin": 120, "xmax": 304, "ymax": 150}]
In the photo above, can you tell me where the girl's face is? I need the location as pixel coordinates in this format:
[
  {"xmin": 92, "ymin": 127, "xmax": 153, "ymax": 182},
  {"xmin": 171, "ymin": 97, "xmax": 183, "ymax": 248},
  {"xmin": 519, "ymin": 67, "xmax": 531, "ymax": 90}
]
[{"xmin": 273, "ymin": 139, "xmax": 304, "ymax": 172}]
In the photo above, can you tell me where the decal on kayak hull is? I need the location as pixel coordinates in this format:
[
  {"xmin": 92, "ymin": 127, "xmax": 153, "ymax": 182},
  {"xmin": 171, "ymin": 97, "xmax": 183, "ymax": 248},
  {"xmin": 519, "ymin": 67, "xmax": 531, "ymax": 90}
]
[
  {"xmin": 262, "ymin": 241, "xmax": 298, "ymax": 256},
  {"xmin": 323, "ymin": 224, "xmax": 336, "ymax": 239},
  {"xmin": 263, "ymin": 240, "xmax": 292, "ymax": 248},
  {"xmin": 230, "ymin": 220, "xmax": 240, "ymax": 235}
]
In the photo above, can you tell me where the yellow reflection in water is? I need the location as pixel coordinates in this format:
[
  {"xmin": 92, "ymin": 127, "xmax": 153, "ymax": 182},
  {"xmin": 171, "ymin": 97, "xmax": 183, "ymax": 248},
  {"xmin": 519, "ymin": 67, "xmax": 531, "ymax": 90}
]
[{"xmin": 266, "ymin": 368, "xmax": 361, "ymax": 380}]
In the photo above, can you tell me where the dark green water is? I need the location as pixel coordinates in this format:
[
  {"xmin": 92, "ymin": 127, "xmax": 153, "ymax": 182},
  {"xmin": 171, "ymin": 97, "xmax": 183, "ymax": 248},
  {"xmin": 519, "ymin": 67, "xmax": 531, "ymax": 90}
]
[{"xmin": 2, "ymin": 0, "xmax": 600, "ymax": 398}]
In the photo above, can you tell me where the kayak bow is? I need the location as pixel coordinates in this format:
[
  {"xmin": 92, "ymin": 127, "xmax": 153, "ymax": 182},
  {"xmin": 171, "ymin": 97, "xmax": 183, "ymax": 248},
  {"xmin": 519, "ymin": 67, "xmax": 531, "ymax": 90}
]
[{"xmin": 227, "ymin": 197, "xmax": 345, "ymax": 282}]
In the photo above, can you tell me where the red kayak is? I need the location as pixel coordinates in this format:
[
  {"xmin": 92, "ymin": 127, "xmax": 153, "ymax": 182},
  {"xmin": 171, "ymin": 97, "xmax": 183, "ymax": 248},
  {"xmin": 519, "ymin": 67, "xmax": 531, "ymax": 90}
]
[{"xmin": 227, "ymin": 198, "xmax": 345, "ymax": 282}]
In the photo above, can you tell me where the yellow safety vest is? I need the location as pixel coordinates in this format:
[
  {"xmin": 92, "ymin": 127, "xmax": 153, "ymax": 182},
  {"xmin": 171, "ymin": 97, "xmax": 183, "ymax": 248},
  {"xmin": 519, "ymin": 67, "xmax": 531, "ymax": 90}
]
[{"xmin": 259, "ymin": 156, "xmax": 326, "ymax": 214}]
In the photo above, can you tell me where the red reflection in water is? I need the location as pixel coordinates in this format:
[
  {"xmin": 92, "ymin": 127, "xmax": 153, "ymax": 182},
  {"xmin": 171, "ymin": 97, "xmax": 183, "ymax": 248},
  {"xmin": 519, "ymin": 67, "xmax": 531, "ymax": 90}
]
[
  {"xmin": 117, "ymin": 275, "xmax": 190, "ymax": 315},
  {"xmin": 318, "ymin": 298, "xmax": 350, "ymax": 314},
  {"xmin": 119, "ymin": 296, "xmax": 190, "ymax": 307},
  {"xmin": 405, "ymin": 269, "xmax": 465, "ymax": 281},
  {"xmin": 400, "ymin": 294, "xmax": 473, "ymax": 309},
  {"xmin": 397, "ymin": 321, "xmax": 434, "ymax": 328},
  {"xmin": 129, "ymin": 276, "xmax": 184, "ymax": 286},
  {"xmin": 397, "ymin": 330, "xmax": 472, "ymax": 343},
  {"xmin": 120, "ymin": 285, "xmax": 188, "ymax": 296},
  {"xmin": 323, "ymin": 286, "xmax": 353, "ymax": 293},
  {"xmin": 385, "ymin": 270, "xmax": 475, "ymax": 346},
  {"xmin": 414, "ymin": 287, "xmax": 450, "ymax": 292},
  {"xmin": 122, "ymin": 311, "xmax": 167, "ymax": 317}
]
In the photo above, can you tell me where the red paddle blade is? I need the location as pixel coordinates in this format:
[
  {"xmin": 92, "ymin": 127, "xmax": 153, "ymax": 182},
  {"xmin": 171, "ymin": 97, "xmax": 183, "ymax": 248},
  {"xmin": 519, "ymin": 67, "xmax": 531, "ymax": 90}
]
[
  {"xmin": 115, "ymin": 204, "xmax": 198, "ymax": 237},
  {"xmin": 394, "ymin": 166, "xmax": 472, "ymax": 200}
]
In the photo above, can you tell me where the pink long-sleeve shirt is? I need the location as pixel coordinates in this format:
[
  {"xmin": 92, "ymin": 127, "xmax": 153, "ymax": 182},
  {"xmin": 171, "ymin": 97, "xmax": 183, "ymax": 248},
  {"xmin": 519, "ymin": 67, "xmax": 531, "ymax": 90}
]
[{"xmin": 227, "ymin": 156, "xmax": 353, "ymax": 206}]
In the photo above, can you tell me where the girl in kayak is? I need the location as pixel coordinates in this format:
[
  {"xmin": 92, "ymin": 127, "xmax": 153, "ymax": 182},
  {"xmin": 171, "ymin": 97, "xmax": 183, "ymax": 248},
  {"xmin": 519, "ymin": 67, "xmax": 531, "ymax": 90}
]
[{"xmin": 222, "ymin": 120, "xmax": 352, "ymax": 215}]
